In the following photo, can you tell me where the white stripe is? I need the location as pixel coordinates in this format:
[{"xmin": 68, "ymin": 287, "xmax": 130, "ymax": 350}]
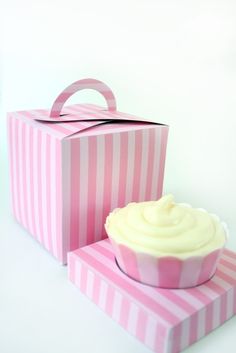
[
  {"xmin": 41, "ymin": 132, "xmax": 48, "ymax": 249},
  {"xmin": 222, "ymin": 254, "xmax": 236, "ymax": 266},
  {"xmin": 11, "ymin": 117, "xmax": 20, "ymax": 221},
  {"xmin": 33, "ymin": 108, "xmax": 81, "ymax": 133},
  {"xmin": 16, "ymin": 112, "xmax": 65, "ymax": 139},
  {"xmin": 94, "ymin": 135, "xmax": 105, "ymax": 241},
  {"xmin": 180, "ymin": 318, "xmax": 190, "ymax": 350},
  {"xmin": 166, "ymin": 329, "xmax": 173, "ymax": 353},
  {"xmin": 25, "ymin": 124, "xmax": 33, "ymax": 234},
  {"xmin": 197, "ymin": 308, "xmax": 206, "ymax": 340},
  {"xmin": 79, "ymin": 137, "xmax": 89, "ymax": 247},
  {"xmin": 151, "ymin": 128, "xmax": 161, "ymax": 199},
  {"xmin": 138, "ymin": 129, "xmax": 149, "ymax": 201},
  {"xmin": 179, "ymin": 258, "xmax": 202, "ymax": 288},
  {"xmin": 218, "ymin": 264, "xmax": 236, "ymax": 279},
  {"xmin": 110, "ymin": 133, "xmax": 120, "ymax": 210},
  {"xmin": 18, "ymin": 120, "xmax": 27, "ymax": 227},
  {"xmin": 61, "ymin": 139, "xmax": 71, "ymax": 253},
  {"xmin": 212, "ymin": 297, "xmax": 221, "ymax": 329},
  {"xmin": 226, "ymin": 288, "xmax": 234, "ymax": 319},
  {"xmin": 136, "ymin": 254, "xmax": 159, "ymax": 286},
  {"xmin": 86, "ymin": 270, "xmax": 94, "ymax": 299},
  {"xmin": 98, "ymin": 280, "xmax": 108, "ymax": 311},
  {"xmin": 77, "ymin": 124, "xmax": 155, "ymax": 138},
  {"xmin": 195, "ymin": 277, "xmax": 223, "ymax": 300},
  {"xmin": 213, "ymin": 275, "xmax": 233, "ymax": 290},
  {"xmin": 125, "ymin": 131, "xmax": 135, "ymax": 205},
  {"xmin": 33, "ymin": 128, "xmax": 41, "ymax": 241},
  {"xmin": 144, "ymin": 316, "xmax": 157, "ymax": 350},
  {"xmin": 127, "ymin": 302, "xmax": 139, "ymax": 335},
  {"xmin": 140, "ymin": 285, "xmax": 189, "ymax": 320},
  {"xmin": 172, "ymin": 290, "xmax": 205, "ymax": 310},
  {"xmin": 50, "ymin": 137, "xmax": 58, "ymax": 258},
  {"xmin": 7, "ymin": 117, "xmax": 15, "ymax": 214},
  {"xmin": 112, "ymin": 291, "xmax": 122, "ymax": 322}
]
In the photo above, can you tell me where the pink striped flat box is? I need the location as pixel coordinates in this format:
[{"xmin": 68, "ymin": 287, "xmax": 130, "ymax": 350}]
[
  {"xmin": 7, "ymin": 78, "xmax": 168, "ymax": 263},
  {"xmin": 68, "ymin": 239, "xmax": 236, "ymax": 353}
]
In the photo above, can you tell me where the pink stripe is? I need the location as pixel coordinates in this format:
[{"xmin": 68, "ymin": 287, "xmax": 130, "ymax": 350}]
[
  {"xmin": 158, "ymin": 257, "xmax": 182, "ymax": 288},
  {"xmin": 224, "ymin": 248, "xmax": 236, "ymax": 260},
  {"xmin": 70, "ymin": 139, "xmax": 80, "ymax": 250},
  {"xmin": 55, "ymin": 139, "xmax": 63, "ymax": 262},
  {"xmin": 28, "ymin": 126, "xmax": 37, "ymax": 237},
  {"xmin": 136, "ymin": 310, "xmax": 148, "ymax": 343},
  {"xmin": 68, "ymin": 254, "xmax": 76, "ymax": 282},
  {"xmin": 220, "ymin": 292, "xmax": 227, "ymax": 323},
  {"xmin": 87, "ymin": 136, "xmax": 97, "ymax": 244},
  {"xmin": 80, "ymin": 245, "xmax": 180, "ymax": 325},
  {"xmin": 197, "ymin": 250, "xmax": 219, "ymax": 284},
  {"xmin": 157, "ymin": 290, "xmax": 197, "ymax": 315},
  {"xmin": 205, "ymin": 303, "xmax": 214, "ymax": 333},
  {"xmin": 119, "ymin": 297, "xmax": 131, "ymax": 329},
  {"xmin": 7, "ymin": 117, "xmax": 16, "ymax": 216},
  {"xmin": 46, "ymin": 134, "xmax": 53, "ymax": 252},
  {"xmin": 132, "ymin": 130, "xmax": 142, "ymax": 201},
  {"xmin": 105, "ymin": 286, "xmax": 115, "ymax": 316},
  {"xmin": 189, "ymin": 315, "xmax": 198, "ymax": 345},
  {"xmin": 220, "ymin": 258, "xmax": 236, "ymax": 271},
  {"xmin": 145, "ymin": 128, "xmax": 155, "ymax": 200},
  {"xmin": 50, "ymin": 79, "xmax": 117, "ymax": 118},
  {"xmin": 22, "ymin": 110, "xmax": 72, "ymax": 136},
  {"xmin": 157, "ymin": 126, "xmax": 168, "ymax": 198},
  {"xmin": 37, "ymin": 130, "xmax": 44, "ymax": 245},
  {"xmin": 154, "ymin": 324, "xmax": 168, "ymax": 353},
  {"xmin": 80, "ymin": 265, "xmax": 88, "ymax": 293},
  {"xmin": 216, "ymin": 268, "xmax": 236, "ymax": 286},
  {"xmin": 21, "ymin": 123, "xmax": 30, "ymax": 230},
  {"xmin": 172, "ymin": 323, "xmax": 182, "ymax": 353},
  {"xmin": 102, "ymin": 134, "xmax": 113, "ymax": 237},
  {"xmin": 117, "ymin": 132, "xmax": 128, "ymax": 207},
  {"xmin": 183, "ymin": 287, "xmax": 212, "ymax": 306},
  {"xmin": 14, "ymin": 119, "xmax": 22, "ymax": 223},
  {"xmin": 118, "ymin": 244, "xmax": 140, "ymax": 282}
]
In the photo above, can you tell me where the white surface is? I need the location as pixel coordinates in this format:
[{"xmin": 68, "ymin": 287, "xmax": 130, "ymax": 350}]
[{"xmin": 1, "ymin": 0, "xmax": 236, "ymax": 352}]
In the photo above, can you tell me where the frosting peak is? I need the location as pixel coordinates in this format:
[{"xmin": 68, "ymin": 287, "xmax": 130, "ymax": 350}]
[{"xmin": 105, "ymin": 195, "xmax": 226, "ymax": 258}]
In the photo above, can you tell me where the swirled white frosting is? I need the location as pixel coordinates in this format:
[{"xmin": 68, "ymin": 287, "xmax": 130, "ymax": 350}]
[{"xmin": 105, "ymin": 195, "xmax": 226, "ymax": 258}]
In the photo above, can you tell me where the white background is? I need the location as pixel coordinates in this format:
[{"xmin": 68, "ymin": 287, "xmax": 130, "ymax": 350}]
[{"xmin": 1, "ymin": 1, "xmax": 236, "ymax": 353}]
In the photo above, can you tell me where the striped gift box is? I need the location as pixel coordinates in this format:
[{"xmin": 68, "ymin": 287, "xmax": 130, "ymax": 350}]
[
  {"xmin": 7, "ymin": 78, "xmax": 168, "ymax": 263},
  {"xmin": 68, "ymin": 239, "xmax": 236, "ymax": 353}
]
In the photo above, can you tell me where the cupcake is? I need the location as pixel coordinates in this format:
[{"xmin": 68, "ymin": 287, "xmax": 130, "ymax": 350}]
[{"xmin": 105, "ymin": 195, "xmax": 227, "ymax": 288}]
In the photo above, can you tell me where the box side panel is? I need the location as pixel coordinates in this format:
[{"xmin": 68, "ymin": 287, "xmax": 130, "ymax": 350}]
[
  {"xmin": 7, "ymin": 114, "xmax": 17, "ymax": 217},
  {"xmin": 7, "ymin": 113, "xmax": 63, "ymax": 262},
  {"xmin": 170, "ymin": 252, "xmax": 236, "ymax": 353},
  {"xmin": 64, "ymin": 125, "xmax": 169, "ymax": 258},
  {"xmin": 68, "ymin": 252, "xmax": 169, "ymax": 353}
]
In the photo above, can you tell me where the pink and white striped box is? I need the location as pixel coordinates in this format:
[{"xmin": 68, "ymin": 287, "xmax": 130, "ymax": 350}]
[
  {"xmin": 7, "ymin": 78, "xmax": 168, "ymax": 263},
  {"xmin": 68, "ymin": 239, "xmax": 236, "ymax": 353}
]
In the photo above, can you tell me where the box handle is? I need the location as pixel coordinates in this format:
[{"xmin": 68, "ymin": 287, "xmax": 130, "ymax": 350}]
[{"xmin": 49, "ymin": 78, "xmax": 117, "ymax": 118}]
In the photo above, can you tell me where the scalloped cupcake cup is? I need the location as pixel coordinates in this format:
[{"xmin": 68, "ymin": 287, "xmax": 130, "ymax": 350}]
[{"xmin": 108, "ymin": 238, "xmax": 226, "ymax": 289}]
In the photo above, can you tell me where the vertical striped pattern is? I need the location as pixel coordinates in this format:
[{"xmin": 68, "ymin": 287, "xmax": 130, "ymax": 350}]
[
  {"xmin": 7, "ymin": 105, "xmax": 168, "ymax": 263},
  {"xmin": 68, "ymin": 240, "xmax": 236, "ymax": 353},
  {"xmin": 8, "ymin": 114, "xmax": 63, "ymax": 261},
  {"xmin": 64, "ymin": 125, "xmax": 167, "ymax": 261}
]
